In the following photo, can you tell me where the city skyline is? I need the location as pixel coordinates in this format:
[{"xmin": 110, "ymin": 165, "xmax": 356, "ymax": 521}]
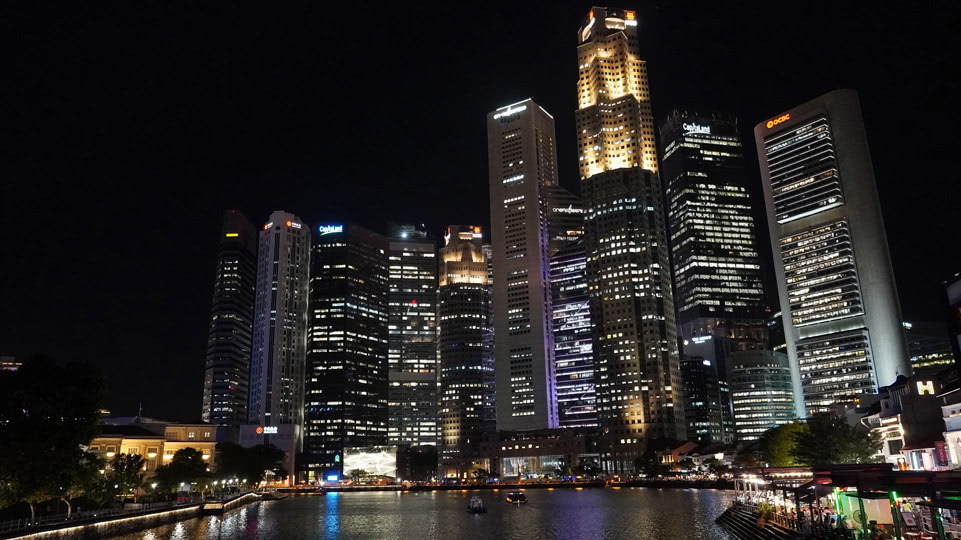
[{"xmin": 3, "ymin": 3, "xmax": 958, "ymax": 421}]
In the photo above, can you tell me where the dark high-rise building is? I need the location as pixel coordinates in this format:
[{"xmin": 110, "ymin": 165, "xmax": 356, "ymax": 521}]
[
  {"xmin": 303, "ymin": 223, "xmax": 389, "ymax": 480},
  {"xmin": 728, "ymin": 350, "xmax": 796, "ymax": 441},
  {"xmin": 680, "ymin": 355, "xmax": 723, "ymax": 445},
  {"xmin": 487, "ymin": 98, "xmax": 559, "ymax": 431},
  {"xmin": 755, "ymin": 90, "xmax": 910, "ymax": 416},
  {"xmin": 437, "ymin": 225, "xmax": 495, "ymax": 479},
  {"xmin": 660, "ymin": 110, "xmax": 769, "ymax": 443},
  {"xmin": 576, "ymin": 7, "xmax": 685, "ymax": 471},
  {"xmin": 902, "ymin": 321, "xmax": 955, "ymax": 371},
  {"xmin": 680, "ymin": 335, "xmax": 733, "ymax": 444},
  {"xmin": 550, "ymin": 239, "xmax": 597, "ymax": 428},
  {"xmin": 202, "ymin": 210, "xmax": 257, "ymax": 427},
  {"xmin": 661, "ymin": 110, "xmax": 767, "ymax": 326},
  {"xmin": 248, "ymin": 211, "xmax": 310, "ymax": 437},
  {"xmin": 386, "ymin": 223, "xmax": 438, "ymax": 447},
  {"xmin": 545, "ymin": 185, "xmax": 587, "ymax": 254}
]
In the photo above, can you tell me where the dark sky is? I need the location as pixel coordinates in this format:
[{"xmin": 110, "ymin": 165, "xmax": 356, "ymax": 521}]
[{"xmin": 3, "ymin": 2, "xmax": 957, "ymax": 421}]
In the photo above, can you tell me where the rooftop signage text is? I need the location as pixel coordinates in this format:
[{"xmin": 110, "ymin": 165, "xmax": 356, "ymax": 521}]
[
  {"xmin": 766, "ymin": 114, "xmax": 791, "ymax": 129},
  {"xmin": 682, "ymin": 123, "xmax": 711, "ymax": 135},
  {"xmin": 318, "ymin": 225, "xmax": 344, "ymax": 236}
]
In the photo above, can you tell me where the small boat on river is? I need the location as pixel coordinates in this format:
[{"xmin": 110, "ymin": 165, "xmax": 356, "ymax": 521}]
[
  {"xmin": 505, "ymin": 490, "xmax": 527, "ymax": 504},
  {"xmin": 467, "ymin": 496, "xmax": 487, "ymax": 514}
]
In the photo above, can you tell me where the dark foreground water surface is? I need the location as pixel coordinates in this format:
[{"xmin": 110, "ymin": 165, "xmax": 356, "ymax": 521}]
[{"xmin": 114, "ymin": 488, "xmax": 734, "ymax": 540}]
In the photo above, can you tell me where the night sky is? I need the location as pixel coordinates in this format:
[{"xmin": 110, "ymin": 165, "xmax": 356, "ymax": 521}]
[{"xmin": 3, "ymin": 2, "xmax": 957, "ymax": 421}]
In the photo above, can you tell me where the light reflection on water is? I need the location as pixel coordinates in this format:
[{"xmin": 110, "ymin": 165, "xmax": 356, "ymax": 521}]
[{"xmin": 109, "ymin": 488, "xmax": 733, "ymax": 540}]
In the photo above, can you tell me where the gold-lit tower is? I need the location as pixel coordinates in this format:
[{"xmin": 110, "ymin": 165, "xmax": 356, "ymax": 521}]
[
  {"xmin": 576, "ymin": 7, "xmax": 686, "ymax": 472},
  {"xmin": 576, "ymin": 7, "xmax": 658, "ymax": 177}
]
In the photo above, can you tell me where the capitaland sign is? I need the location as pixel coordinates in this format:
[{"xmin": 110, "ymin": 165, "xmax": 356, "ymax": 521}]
[
  {"xmin": 493, "ymin": 104, "xmax": 527, "ymax": 119},
  {"xmin": 318, "ymin": 225, "xmax": 344, "ymax": 236},
  {"xmin": 766, "ymin": 114, "xmax": 791, "ymax": 129},
  {"xmin": 255, "ymin": 425, "xmax": 279, "ymax": 435},
  {"xmin": 682, "ymin": 123, "xmax": 711, "ymax": 135}
]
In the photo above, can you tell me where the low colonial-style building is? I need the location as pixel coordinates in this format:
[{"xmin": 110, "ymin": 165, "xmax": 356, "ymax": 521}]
[{"xmin": 89, "ymin": 417, "xmax": 219, "ymax": 478}]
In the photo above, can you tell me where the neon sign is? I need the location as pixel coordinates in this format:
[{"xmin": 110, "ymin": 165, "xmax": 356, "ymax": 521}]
[
  {"xmin": 493, "ymin": 105, "xmax": 527, "ymax": 119},
  {"xmin": 916, "ymin": 381, "xmax": 935, "ymax": 395},
  {"xmin": 318, "ymin": 225, "xmax": 343, "ymax": 236},
  {"xmin": 766, "ymin": 114, "xmax": 791, "ymax": 129},
  {"xmin": 255, "ymin": 426, "xmax": 278, "ymax": 435},
  {"xmin": 682, "ymin": 123, "xmax": 711, "ymax": 135}
]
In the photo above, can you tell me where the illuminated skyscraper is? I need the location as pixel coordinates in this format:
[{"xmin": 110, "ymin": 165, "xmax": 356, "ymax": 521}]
[
  {"xmin": 303, "ymin": 223, "xmax": 389, "ymax": 480},
  {"xmin": 248, "ymin": 211, "xmax": 310, "ymax": 439},
  {"xmin": 437, "ymin": 225, "xmax": 495, "ymax": 478},
  {"xmin": 755, "ymin": 89, "xmax": 910, "ymax": 416},
  {"xmin": 386, "ymin": 224, "xmax": 438, "ymax": 447},
  {"xmin": 545, "ymin": 185, "xmax": 587, "ymax": 254},
  {"xmin": 487, "ymin": 98, "xmax": 559, "ymax": 431},
  {"xmin": 660, "ymin": 110, "xmax": 768, "ymax": 443},
  {"xmin": 550, "ymin": 239, "xmax": 596, "ymax": 428},
  {"xmin": 576, "ymin": 7, "xmax": 657, "ymax": 176},
  {"xmin": 202, "ymin": 210, "xmax": 257, "ymax": 427},
  {"xmin": 728, "ymin": 350, "xmax": 796, "ymax": 441},
  {"xmin": 576, "ymin": 7, "xmax": 685, "ymax": 470}
]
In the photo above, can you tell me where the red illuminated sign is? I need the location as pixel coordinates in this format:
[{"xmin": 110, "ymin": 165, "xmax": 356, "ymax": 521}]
[
  {"xmin": 286, "ymin": 220, "xmax": 292, "ymax": 227},
  {"xmin": 766, "ymin": 114, "xmax": 791, "ymax": 129},
  {"xmin": 255, "ymin": 426, "xmax": 264, "ymax": 434},
  {"xmin": 625, "ymin": 10, "xmax": 636, "ymax": 20},
  {"xmin": 588, "ymin": 10, "xmax": 594, "ymax": 21}
]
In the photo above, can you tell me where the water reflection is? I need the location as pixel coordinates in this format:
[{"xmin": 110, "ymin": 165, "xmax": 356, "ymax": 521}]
[
  {"xmin": 323, "ymin": 492, "xmax": 340, "ymax": 539},
  {"xmin": 110, "ymin": 489, "xmax": 733, "ymax": 540}
]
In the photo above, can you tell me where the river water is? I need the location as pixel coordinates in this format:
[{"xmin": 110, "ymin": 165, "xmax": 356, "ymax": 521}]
[{"xmin": 114, "ymin": 488, "xmax": 734, "ymax": 540}]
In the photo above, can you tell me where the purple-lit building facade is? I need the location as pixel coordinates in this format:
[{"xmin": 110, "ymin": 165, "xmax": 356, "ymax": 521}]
[{"xmin": 487, "ymin": 98, "xmax": 559, "ymax": 431}]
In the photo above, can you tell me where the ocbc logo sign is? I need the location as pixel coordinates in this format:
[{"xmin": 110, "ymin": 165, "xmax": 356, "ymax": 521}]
[{"xmin": 766, "ymin": 114, "xmax": 791, "ymax": 129}]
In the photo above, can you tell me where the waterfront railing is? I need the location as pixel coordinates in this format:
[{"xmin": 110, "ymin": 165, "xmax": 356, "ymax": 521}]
[{"xmin": 0, "ymin": 499, "xmax": 196, "ymax": 535}]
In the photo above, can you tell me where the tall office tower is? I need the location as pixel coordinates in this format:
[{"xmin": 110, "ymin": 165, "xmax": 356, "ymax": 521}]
[
  {"xmin": 437, "ymin": 225, "xmax": 495, "ymax": 478},
  {"xmin": 248, "ymin": 212, "xmax": 310, "ymax": 438},
  {"xmin": 303, "ymin": 223, "xmax": 389, "ymax": 480},
  {"xmin": 660, "ymin": 110, "xmax": 769, "ymax": 443},
  {"xmin": 545, "ymin": 185, "xmax": 587, "ymax": 254},
  {"xmin": 202, "ymin": 210, "xmax": 257, "ymax": 427},
  {"xmin": 660, "ymin": 110, "xmax": 767, "ymax": 338},
  {"xmin": 728, "ymin": 350, "xmax": 796, "ymax": 441},
  {"xmin": 550, "ymin": 239, "xmax": 597, "ymax": 428},
  {"xmin": 679, "ymin": 356, "xmax": 723, "ymax": 444},
  {"xmin": 386, "ymin": 223, "xmax": 438, "ymax": 447},
  {"xmin": 487, "ymin": 98, "xmax": 559, "ymax": 431},
  {"xmin": 755, "ymin": 89, "xmax": 910, "ymax": 417},
  {"xmin": 576, "ymin": 7, "xmax": 685, "ymax": 469}
]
